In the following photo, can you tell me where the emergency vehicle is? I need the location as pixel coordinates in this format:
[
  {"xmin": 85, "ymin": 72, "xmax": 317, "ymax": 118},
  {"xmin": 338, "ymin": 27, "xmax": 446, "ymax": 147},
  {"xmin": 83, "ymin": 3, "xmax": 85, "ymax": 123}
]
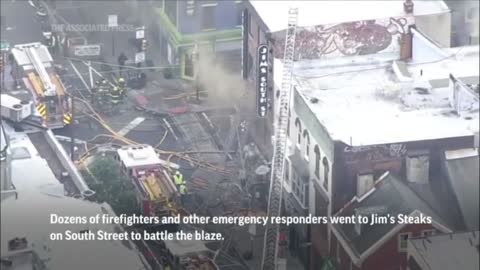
[
  {"xmin": 116, "ymin": 145, "xmax": 181, "ymax": 217},
  {"xmin": 9, "ymin": 43, "xmax": 72, "ymax": 129}
]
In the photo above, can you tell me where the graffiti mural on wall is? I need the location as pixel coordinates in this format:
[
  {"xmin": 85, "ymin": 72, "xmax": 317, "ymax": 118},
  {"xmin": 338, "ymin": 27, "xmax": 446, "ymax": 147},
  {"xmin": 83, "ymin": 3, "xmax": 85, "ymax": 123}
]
[{"xmin": 274, "ymin": 16, "xmax": 413, "ymax": 60}]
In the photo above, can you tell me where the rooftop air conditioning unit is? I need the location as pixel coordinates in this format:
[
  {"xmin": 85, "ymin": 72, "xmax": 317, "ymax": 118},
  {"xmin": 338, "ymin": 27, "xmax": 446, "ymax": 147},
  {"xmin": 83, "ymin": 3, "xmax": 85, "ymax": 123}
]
[
  {"xmin": 0, "ymin": 94, "xmax": 34, "ymax": 122},
  {"xmin": 128, "ymin": 150, "xmax": 148, "ymax": 160}
]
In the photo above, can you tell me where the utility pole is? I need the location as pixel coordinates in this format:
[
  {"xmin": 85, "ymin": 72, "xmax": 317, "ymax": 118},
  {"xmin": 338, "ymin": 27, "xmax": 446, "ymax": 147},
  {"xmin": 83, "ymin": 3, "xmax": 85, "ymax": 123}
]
[{"xmin": 70, "ymin": 94, "xmax": 75, "ymax": 161}]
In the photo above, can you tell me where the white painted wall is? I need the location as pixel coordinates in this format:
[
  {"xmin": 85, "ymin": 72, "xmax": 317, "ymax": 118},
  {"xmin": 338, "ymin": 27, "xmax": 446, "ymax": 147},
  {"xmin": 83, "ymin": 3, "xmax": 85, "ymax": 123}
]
[
  {"xmin": 287, "ymin": 107, "xmax": 332, "ymax": 215},
  {"xmin": 415, "ymin": 12, "xmax": 452, "ymax": 48}
]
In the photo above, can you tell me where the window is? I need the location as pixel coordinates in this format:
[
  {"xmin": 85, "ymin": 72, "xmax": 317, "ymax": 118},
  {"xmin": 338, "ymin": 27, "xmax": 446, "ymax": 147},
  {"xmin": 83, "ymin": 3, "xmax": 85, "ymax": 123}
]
[
  {"xmin": 287, "ymin": 111, "xmax": 291, "ymax": 136},
  {"xmin": 421, "ymin": 229, "xmax": 436, "ymax": 237},
  {"xmin": 303, "ymin": 130, "xmax": 310, "ymax": 158},
  {"xmin": 248, "ymin": 12, "xmax": 253, "ymax": 37},
  {"xmin": 236, "ymin": 4, "xmax": 243, "ymax": 26},
  {"xmin": 398, "ymin": 232, "xmax": 412, "ymax": 252},
  {"xmin": 292, "ymin": 171, "xmax": 307, "ymax": 206},
  {"xmin": 314, "ymin": 145, "xmax": 320, "ymax": 179},
  {"xmin": 165, "ymin": 0, "xmax": 178, "ymax": 27},
  {"xmin": 294, "ymin": 118, "xmax": 302, "ymax": 145},
  {"xmin": 322, "ymin": 157, "xmax": 329, "ymax": 191},
  {"xmin": 247, "ymin": 53, "xmax": 254, "ymax": 78},
  {"xmin": 284, "ymin": 160, "xmax": 290, "ymax": 186},
  {"xmin": 257, "ymin": 25, "xmax": 261, "ymax": 43},
  {"xmin": 185, "ymin": 0, "xmax": 195, "ymax": 16},
  {"xmin": 201, "ymin": 5, "xmax": 216, "ymax": 30},
  {"xmin": 184, "ymin": 53, "xmax": 194, "ymax": 77}
]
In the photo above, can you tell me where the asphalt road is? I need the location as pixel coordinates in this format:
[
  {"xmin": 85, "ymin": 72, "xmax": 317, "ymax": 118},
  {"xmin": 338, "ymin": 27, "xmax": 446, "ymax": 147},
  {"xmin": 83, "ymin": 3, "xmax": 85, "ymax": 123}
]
[{"xmin": 1, "ymin": 0, "xmax": 45, "ymax": 45}]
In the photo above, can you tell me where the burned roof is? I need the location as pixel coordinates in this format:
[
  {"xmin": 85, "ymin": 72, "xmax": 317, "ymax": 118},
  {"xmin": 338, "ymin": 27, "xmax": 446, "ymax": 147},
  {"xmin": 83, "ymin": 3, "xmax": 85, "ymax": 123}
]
[{"xmin": 333, "ymin": 173, "xmax": 452, "ymax": 256}]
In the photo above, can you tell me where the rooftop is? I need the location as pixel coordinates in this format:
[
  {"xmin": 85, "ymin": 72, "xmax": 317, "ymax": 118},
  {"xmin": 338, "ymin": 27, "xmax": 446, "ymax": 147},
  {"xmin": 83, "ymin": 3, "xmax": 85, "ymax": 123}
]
[
  {"xmin": 117, "ymin": 145, "xmax": 162, "ymax": 169},
  {"xmin": 332, "ymin": 173, "xmax": 452, "ymax": 257},
  {"xmin": 250, "ymin": 0, "xmax": 449, "ymax": 33},
  {"xmin": 443, "ymin": 154, "xmax": 480, "ymax": 230},
  {"xmin": 276, "ymin": 46, "xmax": 480, "ymax": 146},
  {"xmin": 1, "ymin": 191, "xmax": 150, "ymax": 270},
  {"xmin": 408, "ymin": 231, "xmax": 479, "ymax": 270}
]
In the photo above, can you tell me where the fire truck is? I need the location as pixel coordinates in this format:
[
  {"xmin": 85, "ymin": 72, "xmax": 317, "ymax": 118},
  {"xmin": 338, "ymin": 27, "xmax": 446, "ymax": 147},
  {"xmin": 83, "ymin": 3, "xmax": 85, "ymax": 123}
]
[
  {"xmin": 116, "ymin": 145, "xmax": 181, "ymax": 217},
  {"xmin": 9, "ymin": 43, "xmax": 72, "ymax": 129}
]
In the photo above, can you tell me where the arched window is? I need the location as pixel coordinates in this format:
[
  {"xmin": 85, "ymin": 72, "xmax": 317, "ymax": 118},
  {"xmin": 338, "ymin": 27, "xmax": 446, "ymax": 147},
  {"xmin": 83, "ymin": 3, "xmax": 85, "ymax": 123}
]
[
  {"xmin": 294, "ymin": 118, "xmax": 302, "ymax": 144},
  {"xmin": 322, "ymin": 157, "xmax": 329, "ymax": 191},
  {"xmin": 314, "ymin": 145, "xmax": 320, "ymax": 179},
  {"xmin": 303, "ymin": 130, "xmax": 310, "ymax": 157},
  {"xmin": 287, "ymin": 110, "xmax": 291, "ymax": 136}
]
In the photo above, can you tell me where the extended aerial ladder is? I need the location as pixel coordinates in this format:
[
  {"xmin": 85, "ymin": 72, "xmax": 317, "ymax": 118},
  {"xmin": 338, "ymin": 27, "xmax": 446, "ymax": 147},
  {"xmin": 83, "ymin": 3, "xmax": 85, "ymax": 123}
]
[{"xmin": 261, "ymin": 8, "xmax": 299, "ymax": 270}]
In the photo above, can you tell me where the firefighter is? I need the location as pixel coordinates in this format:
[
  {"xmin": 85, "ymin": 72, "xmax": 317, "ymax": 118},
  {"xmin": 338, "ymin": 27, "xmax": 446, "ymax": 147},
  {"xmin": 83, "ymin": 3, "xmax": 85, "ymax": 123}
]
[
  {"xmin": 173, "ymin": 171, "xmax": 184, "ymax": 190},
  {"xmin": 117, "ymin": 77, "xmax": 126, "ymax": 98},
  {"xmin": 179, "ymin": 184, "xmax": 187, "ymax": 206},
  {"xmin": 109, "ymin": 86, "xmax": 121, "ymax": 106}
]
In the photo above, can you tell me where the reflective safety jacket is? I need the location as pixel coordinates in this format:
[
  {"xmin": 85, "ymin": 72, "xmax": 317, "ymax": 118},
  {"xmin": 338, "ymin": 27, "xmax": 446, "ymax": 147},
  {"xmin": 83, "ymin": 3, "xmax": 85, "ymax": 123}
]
[
  {"xmin": 110, "ymin": 87, "xmax": 121, "ymax": 103},
  {"xmin": 174, "ymin": 173, "xmax": 184, "ymax": 185}
]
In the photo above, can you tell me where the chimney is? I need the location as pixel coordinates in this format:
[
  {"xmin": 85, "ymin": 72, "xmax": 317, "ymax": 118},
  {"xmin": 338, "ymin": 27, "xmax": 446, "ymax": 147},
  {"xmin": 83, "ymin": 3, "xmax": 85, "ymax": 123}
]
[
  {"xmin": 399, "ymin": 29, "xmax": 413, "ymax": 60},
  {"xmin": 406, "ymin": 150, "xmax": 430, "ymax": 184},
  {"xmin": 404, "ymin": 0, "xmax": 414, "ymax": 14},
  {"xmin": 357, "ymin": 173, "xmax": 374, "ymax": 198}
]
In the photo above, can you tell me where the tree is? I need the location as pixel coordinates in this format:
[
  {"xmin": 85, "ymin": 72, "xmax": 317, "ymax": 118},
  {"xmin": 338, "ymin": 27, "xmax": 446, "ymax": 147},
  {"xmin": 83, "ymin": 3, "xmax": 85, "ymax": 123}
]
[{"xmin": 81, "ymin": 157, "xmax": 140, "ymax": 216}]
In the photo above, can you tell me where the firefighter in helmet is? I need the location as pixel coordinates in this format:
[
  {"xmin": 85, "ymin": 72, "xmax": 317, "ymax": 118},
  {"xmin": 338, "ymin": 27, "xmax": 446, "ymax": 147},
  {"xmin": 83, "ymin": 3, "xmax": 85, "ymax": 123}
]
[
  {"xmin": 117, "ymin": 77, "xmax": 126, "ymax": 99},
  {"xmin": 109, "ymin": 86, "xmax": 121, "ymax": 106},
  {"xmin": 43, "ymin": 32, "xmax": 56, "ymax": 54}
]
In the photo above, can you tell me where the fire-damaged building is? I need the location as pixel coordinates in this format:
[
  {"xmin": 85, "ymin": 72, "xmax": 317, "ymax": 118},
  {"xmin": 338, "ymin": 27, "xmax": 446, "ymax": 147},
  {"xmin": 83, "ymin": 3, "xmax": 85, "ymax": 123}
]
[
  {"xmin": 240, "ymin": 0, "xmax": 451, "ymax": 156},
  {"xmin": 274, "ymin": 32, "xmax": 479, "ymax": 269}
]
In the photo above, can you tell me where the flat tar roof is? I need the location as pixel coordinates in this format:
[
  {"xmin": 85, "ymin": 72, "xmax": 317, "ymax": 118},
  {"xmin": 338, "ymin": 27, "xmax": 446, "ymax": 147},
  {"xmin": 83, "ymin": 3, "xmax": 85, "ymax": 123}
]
[
  {"xmin": 276, "ymin": 46, "xmax": 479, "ymax": 146},
  {"xmin": 1, "ymin": 191, "xmax": 150, "ymax": 270}
]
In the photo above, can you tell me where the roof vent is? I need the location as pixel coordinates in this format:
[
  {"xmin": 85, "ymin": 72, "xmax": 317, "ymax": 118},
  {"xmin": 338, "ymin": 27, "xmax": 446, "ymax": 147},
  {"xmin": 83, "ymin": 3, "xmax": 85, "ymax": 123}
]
[
  {"xmin": 8, "ymin": 237, "xmax": 28, "ymax": 251},
  {"xmin": 310, "ymin": 97, "xmax": 319, "ymax": 104},
  {"xmin": 406, "ymin": 150, "xmax": 430, "ymax": 184}
]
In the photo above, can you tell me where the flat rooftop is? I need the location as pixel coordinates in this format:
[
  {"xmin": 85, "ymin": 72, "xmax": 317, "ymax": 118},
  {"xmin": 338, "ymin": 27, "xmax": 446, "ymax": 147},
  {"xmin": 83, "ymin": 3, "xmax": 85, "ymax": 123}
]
[
  {"xmin": 117, "ymin": 145, "xmax": 162, "ymax": 168},
  {"xmin": 275, "ymin": 46, "xmax": 480, "ymax": 146},
  {"xmin": 1, "ymin": 191, "xmax": 149, "ymax": 270},
  {"xmin": 250, "ymin": 0, "xmax": 449, "ymax": 32}
]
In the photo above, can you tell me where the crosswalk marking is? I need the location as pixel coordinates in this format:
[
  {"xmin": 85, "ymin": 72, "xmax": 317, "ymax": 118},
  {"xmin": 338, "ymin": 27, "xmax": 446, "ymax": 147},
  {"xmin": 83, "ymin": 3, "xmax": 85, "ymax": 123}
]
[{"xmin": 117, "ymin": 117, "xmax": 145, "ymax": 136}]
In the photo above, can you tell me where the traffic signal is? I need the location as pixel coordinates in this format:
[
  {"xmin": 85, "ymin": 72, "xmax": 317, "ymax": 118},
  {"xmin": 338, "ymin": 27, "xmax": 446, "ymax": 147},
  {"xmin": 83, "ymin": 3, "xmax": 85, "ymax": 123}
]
[
  {"xmin": 0, "ymin": 54, "xmax": 3, "ymax": 72},
  {"xmin": 141, "ymin": 39, "xmax": 147, "ymax": 51}
]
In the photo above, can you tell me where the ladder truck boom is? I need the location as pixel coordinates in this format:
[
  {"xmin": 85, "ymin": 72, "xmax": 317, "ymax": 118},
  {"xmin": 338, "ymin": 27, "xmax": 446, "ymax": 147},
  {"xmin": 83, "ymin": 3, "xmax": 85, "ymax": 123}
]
[
  {"xmin": 261, "ymin": 8, "xmax": 299, "ymax": 270},
  {"xmin": 25, "ymin": 45, "xmax": 56, "ymax": 96}
]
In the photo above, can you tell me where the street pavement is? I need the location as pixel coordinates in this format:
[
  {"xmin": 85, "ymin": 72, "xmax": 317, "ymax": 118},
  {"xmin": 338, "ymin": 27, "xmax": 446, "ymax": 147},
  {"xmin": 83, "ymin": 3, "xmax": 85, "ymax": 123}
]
[
  {"xmin": 1, "ymin": 0, "xmax": 45, "ymax": 45},
  {"xmin": 2, "ymin": 1, "xmax": 305, "ymax": 269}
]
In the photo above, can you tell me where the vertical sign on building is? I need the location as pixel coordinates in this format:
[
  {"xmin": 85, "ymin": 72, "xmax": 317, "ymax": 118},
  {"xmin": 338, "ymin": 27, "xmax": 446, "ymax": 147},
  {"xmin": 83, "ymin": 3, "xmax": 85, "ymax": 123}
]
[{"xmin": 257, "ymin": 45, "xmax": 269, "ymax": 118}]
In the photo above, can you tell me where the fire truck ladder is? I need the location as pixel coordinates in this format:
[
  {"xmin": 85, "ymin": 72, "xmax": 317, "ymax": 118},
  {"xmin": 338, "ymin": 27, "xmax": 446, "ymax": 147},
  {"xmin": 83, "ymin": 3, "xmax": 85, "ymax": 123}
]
[
  {"xmin": 261, "ymin": 8, "xmax": 298, "ymax": 270},
  {"xmin": 24, "ymin": 45, "xmax": 56, "ymax": 96}
]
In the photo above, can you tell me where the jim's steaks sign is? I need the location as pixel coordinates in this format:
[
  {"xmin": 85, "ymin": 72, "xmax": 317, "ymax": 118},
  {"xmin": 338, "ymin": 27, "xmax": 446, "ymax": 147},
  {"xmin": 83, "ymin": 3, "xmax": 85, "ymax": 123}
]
[{"xmin": 257, "ymin": 45, "xmax": 269, "ymax": 117}]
